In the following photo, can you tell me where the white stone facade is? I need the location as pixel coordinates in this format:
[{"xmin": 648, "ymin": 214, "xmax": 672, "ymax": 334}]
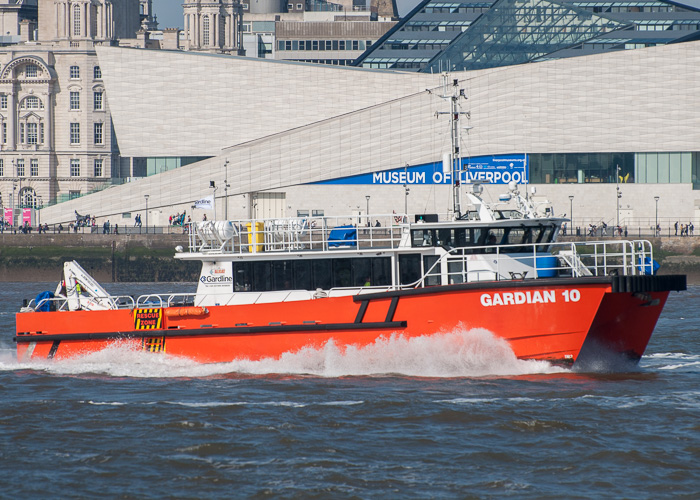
[
  {"xmin": 0, "ymin": 1, "xmax": 142, "ymax": 224},
  {"xmin": 36, "ymin": 41, "xmax": 700, "ymax": 231}
]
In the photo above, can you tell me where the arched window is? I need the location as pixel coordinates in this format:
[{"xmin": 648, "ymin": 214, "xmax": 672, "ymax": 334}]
[
  {"xmin": 19, "ymin": 187, "xmax": 35, "ymax": 209},
  {"xmin": 202, "ymin": 16, "xmax": 210, "ymax": 46},
  {"xmin": 20, "ymin": 96, "xmax": 43, "ymax": 110},
  {"xmin": 73, "ymin": 3, "xmax": 81, "ymax": 37},
  {"xmin": 220, "ymin": 15, "xmax": 226, "ymax": 46}
]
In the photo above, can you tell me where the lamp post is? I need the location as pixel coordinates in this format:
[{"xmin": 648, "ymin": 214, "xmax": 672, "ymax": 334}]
[
  {"xmin": 365, "ymin": 195, "xmax": 370, "ymax": 226},
  {"xmin": 654, "ymin": 196, "xmax": 659, "ymax": 236},
  {"xmin": 144, "ymin": 194, "xmax": 149, "ymax": 233},
  {"xmin": 210, "ymin": 181, "xmax": 218, "ymax": 221},
  {"xmin": 223, "ymin": 160, "xmax": 230, "ymax": 221},
  {"xmin": 615, "ymin": 165, "xmax": 621, "ymax": 229},
  {"xmin": 568, "ymin": 195, "xmax": 574, "ymax": 232},
  {"xmin": 12, "ymin": 181, "xmax": 17, "ymax": 227},
  {"xmin": 36, "ymin": 195, "xmax": 42, "ymax": 226}
]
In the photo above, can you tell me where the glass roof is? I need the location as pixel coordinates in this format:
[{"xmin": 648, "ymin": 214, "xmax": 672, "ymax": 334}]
[{"xmin": 423, "ymin": 0, "xmax": 631, "ymax": 71}]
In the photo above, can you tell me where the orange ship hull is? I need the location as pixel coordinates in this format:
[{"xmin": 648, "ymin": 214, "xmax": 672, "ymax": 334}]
[{"xmin": 15, "ymin": 276, "xmax": 683, "ymax": 367}]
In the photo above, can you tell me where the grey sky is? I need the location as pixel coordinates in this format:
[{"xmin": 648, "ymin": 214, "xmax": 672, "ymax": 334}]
[{"xmin": 151, "ymin": 0, "xmax": 424, "ymax": 29}]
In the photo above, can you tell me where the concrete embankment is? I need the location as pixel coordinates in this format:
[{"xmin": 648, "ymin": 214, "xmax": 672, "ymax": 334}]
[
  {"xmin": 0, "ymin": 233, "xmax": 199, "ymax": 282},
  {"xmin": 1, "ymin": 233, "xmax": 699, "ymax": 283}
]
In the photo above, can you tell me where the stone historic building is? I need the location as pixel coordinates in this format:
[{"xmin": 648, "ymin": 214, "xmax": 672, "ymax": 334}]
[
  {"xmin": 183, "ymin": 0, "xmax": 245, "ymax": 55},
  {"xmin": 0, "ymin": 0, "xmax": 143, "ymax": 224}
]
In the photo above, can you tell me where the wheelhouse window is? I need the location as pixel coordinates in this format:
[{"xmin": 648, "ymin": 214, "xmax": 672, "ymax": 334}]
[
  {"xmin": 233, "ymin": 257, "xmax": 391, "ymax": 292},
  {"xmin": 398, "ymin": 254, "xmax": 421, "ymax": 285}
]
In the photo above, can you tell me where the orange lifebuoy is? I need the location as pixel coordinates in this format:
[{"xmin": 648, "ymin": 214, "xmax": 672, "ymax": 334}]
[{"xmin": 164, "ymin": 306, "xmax": 209, "ymax": 318}]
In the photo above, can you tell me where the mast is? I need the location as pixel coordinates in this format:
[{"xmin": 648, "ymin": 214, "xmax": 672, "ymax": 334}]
[{"xmin": 436, "ymin": 73, "xmax": 469, "ymax": 219}]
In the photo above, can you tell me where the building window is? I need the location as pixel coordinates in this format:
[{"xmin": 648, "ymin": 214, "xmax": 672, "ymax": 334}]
[
  {"xmin": 2, "ymin": 123, "xmax": 6, "ymax": 144},
  {"xmin": 94, "ymin": 122, "xmax": 103, "ymax": 145},
  {"xmin": 70, "ymin": 91, "xmax": 80, "ymax": 110},
  {"xmin": 0, "ymin": 159, "xmax": 3, "ymax": 176},
  {"xmin": 297, "ymin": 3, "xmax": 302, "ymax": 9},
  {"xmin": 70, "ymin": 159, "xmax": 80, "ymax": 177},
  {"xmin": 70, "ymin": 123, "xmax": 80, "ymax": 144},
  {"xmin": 30, "ymin": 159, "xmax": 38, "ymax": 176},
  {"xmin": 69, "ymin": 190, "xmax": 80, "ymax": 200},
  {"xmin": 22, "ymin": 96, "xmax": 42, "ymax": 109},
  {"xmin": 27, "ymin": 123, "xmax": 38, "ymax": 145},
  {"xmin": 94, "ymin": 159, "xmax": 103, "ymax": 177},
  {"xmin": 94, "ymin": 66, "xmax": 102, "ymax": 79},
  {"xmin": 93, "ymin": 91, "xmax": 103, "ymax": 110},
  {"xmin": 0, "ymin": 95, "xmax": 6, "ymax": 109},
  {"xmin": 40, "ymin": 123, "xmax": 44, "ymax": 144},
  {"xmin": 70, "ymin": 65, "xmax": 80, "ymax": 79},
  {"xmin": 203, "ymin": 16, "xmax": 210, "ymax": 46},
  {"xmin": 288, "ymin": 3, "xmax": 293, "ymax": 10},
  {"xmin": 73, "ymin": 4, "xmax": 81, "ymax": 36},
  {"xmin": 19, "ymin": 123, "xmax": 24, "ymax": 143},
  {"xmin": 16, "ymin": 159, "xmax": 25, "ymax": 177},
  {"xmin": 25, "ymin": 64, "xmax": 37, "ymax": 78}
]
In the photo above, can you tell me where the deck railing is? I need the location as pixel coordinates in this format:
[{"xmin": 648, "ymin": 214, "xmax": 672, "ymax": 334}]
[
  {"xmin": 186, "ymin": 214, "xmax": 410, "ymax": 254},
  {"xmin": 21, "ymin": 238, "xmax": 655, "ymax": 312}
]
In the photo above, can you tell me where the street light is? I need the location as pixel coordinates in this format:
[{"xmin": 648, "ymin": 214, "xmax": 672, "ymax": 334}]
[
  {"xmin": 223, "ymin": 160, "xmax": 230, "ymax": 221},
  {"xmin": 12, "ymin": 181, "xmax": 17, "ymax": 228},
  {"xmin": 568, "ymin": 195, "xmax": 574, "ymax": 232},
  {"xmin": 144, "ymin": 194, "xmax": 150, "ymax": 233},
  {"xmin": 365, "ymin": 195, "xmax": 370, "ymax": 226},
  {"xmin": 654, "ymin": 196, "xmax": 660, "ymax": 236},
  {"xmin": 36, "ymin": 195, "xmax": 42, "ymax": 226},
  {"xmin": 210, "ymin": 181, "xmax": 218, "ymax": 221}
]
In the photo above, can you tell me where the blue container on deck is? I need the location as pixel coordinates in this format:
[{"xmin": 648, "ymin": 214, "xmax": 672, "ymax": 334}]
[
  {"xmin": 535, "ymin": 255, "xmax": 558, "ymax": 278},
  {"xmin": 638, "ymin": 257, "xmax": 660, "ymax": 275},
  {"xmin": 328, "ymin": 225, "xmax": 357, "ymax": 248}
]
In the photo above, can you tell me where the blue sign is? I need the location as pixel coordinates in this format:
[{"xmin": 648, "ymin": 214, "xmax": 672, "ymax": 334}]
[{"xmin": 314, "ymin": 154, "xmax": 528, "ymax": 185}]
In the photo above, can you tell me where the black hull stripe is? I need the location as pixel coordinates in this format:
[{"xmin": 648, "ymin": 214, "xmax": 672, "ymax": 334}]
[
  {"xmin": 353, "ymin": 275, "xmax": 686, "ymax": 302},
  {"xmin": 14, "ymin": 321, "xmax": 408, "ymax": 344}
]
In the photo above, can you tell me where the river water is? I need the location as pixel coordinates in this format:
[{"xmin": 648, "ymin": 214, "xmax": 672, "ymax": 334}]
[{"xmin": 0, "ymin": 282, "xmax": 698, "ymax": 498}]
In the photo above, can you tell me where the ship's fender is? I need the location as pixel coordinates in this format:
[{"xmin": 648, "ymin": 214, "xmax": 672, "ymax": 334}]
[{"xmin": 164, "ymin": 307, "xmax": 209, "ymax": 318}]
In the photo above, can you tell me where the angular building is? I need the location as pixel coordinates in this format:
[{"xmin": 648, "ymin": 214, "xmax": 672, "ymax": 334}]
[
  {"xmin": 37, "ymin": 40, "xmax": 700, "ymax": 232},
  {"xmin": 355, "ymin": 0, "xmax": 700, "ymax": 71}
]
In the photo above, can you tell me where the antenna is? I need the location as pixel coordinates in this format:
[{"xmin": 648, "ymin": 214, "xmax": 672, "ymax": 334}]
[{"xmin": 435, "ymin": 73, "xmax": 469, "ymax": 219}]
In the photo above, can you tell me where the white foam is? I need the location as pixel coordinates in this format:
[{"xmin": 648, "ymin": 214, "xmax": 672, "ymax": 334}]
[{"xmin": 0, "ymin": 327, "xmax": 563, "ymax": 379}]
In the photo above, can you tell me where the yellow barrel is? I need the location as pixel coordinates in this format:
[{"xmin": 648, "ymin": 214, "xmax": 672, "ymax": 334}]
[{"xmin": 247, "ymin": 221, "xmax": 264, "ymax": 252}]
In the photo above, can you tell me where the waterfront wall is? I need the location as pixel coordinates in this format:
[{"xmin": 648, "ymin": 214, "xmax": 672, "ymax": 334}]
[
  {"xmin": 0, "ymin": 233, "xmax": 197, "ymax": 283},
  {"xmin": 1, "ymin": 233, "xmax": 698, "ymax": 283}
]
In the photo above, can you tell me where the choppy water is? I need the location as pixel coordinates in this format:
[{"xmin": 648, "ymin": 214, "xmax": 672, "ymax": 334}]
[{"xmin": 0, "ymin": 282, "xmax": 698, "ymax": 498}]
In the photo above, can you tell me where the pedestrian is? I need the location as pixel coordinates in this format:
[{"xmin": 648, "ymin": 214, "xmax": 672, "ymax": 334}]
[
  {"xmin": 114, "ymin": 224, "xmax": 119, "ymax": 235},
  {"xmin": 675, "ymin": 221, "xmax": 678, "ymax": 236}
]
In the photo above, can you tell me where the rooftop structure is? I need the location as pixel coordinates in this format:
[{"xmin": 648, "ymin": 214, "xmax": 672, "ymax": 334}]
[{"xmin": 355, "ymin": 0, "xmax": 700, "ymax": 71}]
